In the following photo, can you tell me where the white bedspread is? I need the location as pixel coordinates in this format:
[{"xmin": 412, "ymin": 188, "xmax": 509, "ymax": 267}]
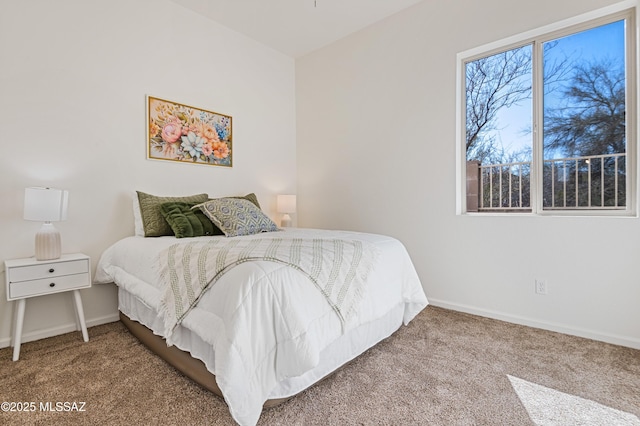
[{"xmin": 95, "ymin": 228, "xmax": 427, "ymax": 426}]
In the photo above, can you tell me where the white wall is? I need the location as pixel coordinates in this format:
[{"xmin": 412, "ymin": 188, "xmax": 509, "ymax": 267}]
[
  {"xmin": 297, "ymin": 0, "xmax": 640, "ymax": 348},
  {"xmin": 0, "ymin": 0, "xmax": 296, "ymax": 346}
]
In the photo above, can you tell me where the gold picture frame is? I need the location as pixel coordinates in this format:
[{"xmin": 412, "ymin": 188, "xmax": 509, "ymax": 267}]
[{"xmin": 147, "ymin": 96, "xmax": 232, "ymax": 167}]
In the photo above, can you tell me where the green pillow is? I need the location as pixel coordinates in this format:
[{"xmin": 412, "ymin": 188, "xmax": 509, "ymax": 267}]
[
  {"xmin": 210, "ymin": 192, "xmax": 261, "ymax": 209},
  {"xmin": 160, "ymin": 202, "xmax": 223, "ymax": 238},
  {"xmin": 237, "ymin": 192, "xmax": 261, "ymax": 209},
  {"xmin": 137, "ymin": 191, "xmax": 209, "ymax": 237},
  {"xmin": 196, "ymin": 198, "xmax": 279, "ymax": 237}
]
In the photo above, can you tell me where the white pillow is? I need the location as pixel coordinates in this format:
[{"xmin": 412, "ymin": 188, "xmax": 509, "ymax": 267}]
[{"xmin": 132, "ymin": 191, "xmax": 144, "ymax": 236}]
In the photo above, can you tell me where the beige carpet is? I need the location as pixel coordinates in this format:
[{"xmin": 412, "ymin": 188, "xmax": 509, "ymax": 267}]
[{"xmin": 1, "ymin": 306, "xmax": 638, "ymax": 425}]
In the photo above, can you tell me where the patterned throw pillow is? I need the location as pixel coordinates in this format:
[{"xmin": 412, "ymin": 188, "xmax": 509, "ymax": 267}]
[
  {"xmin": 196, "ymin": 198, "xmax": 279, "ymax": 237},
  {"xmin": 208, "ymin": 192, "xmax": 262, "ymax": 209}
]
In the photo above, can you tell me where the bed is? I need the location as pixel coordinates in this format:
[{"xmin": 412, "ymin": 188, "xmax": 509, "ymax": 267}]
[{"xmin": 94, "ymin": 192, "xmax": 428, "ymax": 426}]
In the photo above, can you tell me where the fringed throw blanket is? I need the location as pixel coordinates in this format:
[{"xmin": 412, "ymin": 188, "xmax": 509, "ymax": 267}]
[{"xmin": 158, "ymin": 236, "xmax": 379, "ymax": 344}]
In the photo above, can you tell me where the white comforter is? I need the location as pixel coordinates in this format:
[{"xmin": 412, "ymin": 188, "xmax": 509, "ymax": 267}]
[{"xmin": 94, "ymin": 228, "xmax": 427, "ymax": 426}]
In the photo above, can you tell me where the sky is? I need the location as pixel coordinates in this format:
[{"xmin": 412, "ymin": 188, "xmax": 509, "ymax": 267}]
[{"xmin": 485, "ymin": 18, "xmax": 625, "ymax": 161}]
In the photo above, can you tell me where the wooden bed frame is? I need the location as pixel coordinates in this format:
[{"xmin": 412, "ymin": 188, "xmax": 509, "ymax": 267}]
[{"xmin": 119, "ymin": 312, "xmax": 290, "ymax": 408}]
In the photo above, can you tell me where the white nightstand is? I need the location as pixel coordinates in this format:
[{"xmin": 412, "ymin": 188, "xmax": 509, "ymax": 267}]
[{"xmin": 4, "ymin": 253, "xmax": 91, "ymax": 361}]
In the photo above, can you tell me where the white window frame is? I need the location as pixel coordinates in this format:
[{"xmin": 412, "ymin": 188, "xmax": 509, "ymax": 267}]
[{"xmin": 456, "ymin": 1, "xmax": 638, "ymax": 216}]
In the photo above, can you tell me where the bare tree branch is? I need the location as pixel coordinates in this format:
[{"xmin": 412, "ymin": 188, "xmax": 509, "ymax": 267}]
[
  {"xmin": 465, "ymin": 45, "xmax": 531, "ymax": 163},
  {"xmin": 544, "ymin": 59, "xmax": 625, "ymax": 158}
]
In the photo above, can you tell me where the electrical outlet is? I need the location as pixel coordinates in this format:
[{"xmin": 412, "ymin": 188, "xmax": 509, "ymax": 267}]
[{"xmin": 535, "ymin": 279, "xmax": 547, "ymax": 295}]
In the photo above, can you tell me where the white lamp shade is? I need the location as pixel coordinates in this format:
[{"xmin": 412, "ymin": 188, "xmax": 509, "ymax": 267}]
[
  {"xmin": 24, "ymin": 187, "xmax": 68, "ymax": 222},
  {"xmin": 277, "ymin": 195, "xmax": 297, "ymax": 214}
]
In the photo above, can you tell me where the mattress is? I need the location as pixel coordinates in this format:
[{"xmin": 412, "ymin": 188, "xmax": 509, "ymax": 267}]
[{"xmin": 95, "ymin": 228, "xmax": 428, "ymax": 425}]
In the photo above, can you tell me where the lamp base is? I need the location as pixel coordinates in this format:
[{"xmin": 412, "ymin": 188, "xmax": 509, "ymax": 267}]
[
  {"xmin": 280, "ymin": 214, "xmax": 292, "ymax": 228},
  {"xmin": 35, "ymin": 223, "xmax": 62, "ymax": 261}
]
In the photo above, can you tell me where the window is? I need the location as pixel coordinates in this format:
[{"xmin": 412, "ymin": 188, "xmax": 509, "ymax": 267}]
[{"xmin": 457, "ymin": 6, "xmax": 636, "ymax": 215}]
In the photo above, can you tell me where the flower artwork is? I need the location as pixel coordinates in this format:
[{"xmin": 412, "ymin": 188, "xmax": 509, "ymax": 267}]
[{"xmin": 147, "ymin": 96, "xmax": 232, "ymax": 167}]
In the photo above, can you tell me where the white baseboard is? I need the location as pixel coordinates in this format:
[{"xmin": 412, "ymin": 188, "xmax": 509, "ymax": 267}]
[
  {"xmin": 3, "ymin": 303, "xmax": 638, "ymax": 351},
  {"xmin": 428, "ymin": 299, "xmax": 640, "ymax": 350},
  {"xmin": 0, "ymin": 313, "xmax": 120, "ymax": 349}
]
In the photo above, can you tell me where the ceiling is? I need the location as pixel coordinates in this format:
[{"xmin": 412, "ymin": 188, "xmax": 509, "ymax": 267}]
[{"xmin": 170, "ymin": 0, "xmax": 424, "ymax": 58}]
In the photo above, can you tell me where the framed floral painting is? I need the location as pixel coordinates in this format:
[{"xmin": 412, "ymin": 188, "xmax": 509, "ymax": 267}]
[{"xmin": 147, "ymin": 96, "xmax": 232, "ymax": 167}]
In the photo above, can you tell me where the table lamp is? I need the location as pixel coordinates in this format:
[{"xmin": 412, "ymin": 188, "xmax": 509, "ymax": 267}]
[
  {"xmin": 24, "ymin": 187, "xmax": 69, "ymax": 260},
  {"xmin": 277, "ymin": 194, "xmax": 296, "ymax": 227}
]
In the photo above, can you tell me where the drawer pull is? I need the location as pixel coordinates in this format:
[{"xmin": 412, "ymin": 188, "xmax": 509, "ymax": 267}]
[
  {"xmin": 49, "ymin": 283, "xmax": 55, "ymax": 287},
  {"xmin": 48, "ymin": 268, "xmax": 55, "ymax": 273}
]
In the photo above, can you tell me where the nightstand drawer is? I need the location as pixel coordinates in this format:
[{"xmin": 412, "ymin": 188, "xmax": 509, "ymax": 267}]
[
  {"xmin": 8, "ymin": 259, "xmax": 89, "ymax": 283},
  {"xmin": 8, "ymin": 273, "xmax": 90, "ymax": 299}
]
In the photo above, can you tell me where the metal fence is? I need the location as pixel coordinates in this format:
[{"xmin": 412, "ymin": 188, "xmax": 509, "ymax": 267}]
[{"xmin": 470, "ymin": 153, "xmax": 626, "ymax": 211}]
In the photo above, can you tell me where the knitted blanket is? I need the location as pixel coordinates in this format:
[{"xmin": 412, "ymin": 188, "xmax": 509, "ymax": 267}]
[{"xmin": 158, "ymin": 236, "xmax": 379, "ymax": 343}]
